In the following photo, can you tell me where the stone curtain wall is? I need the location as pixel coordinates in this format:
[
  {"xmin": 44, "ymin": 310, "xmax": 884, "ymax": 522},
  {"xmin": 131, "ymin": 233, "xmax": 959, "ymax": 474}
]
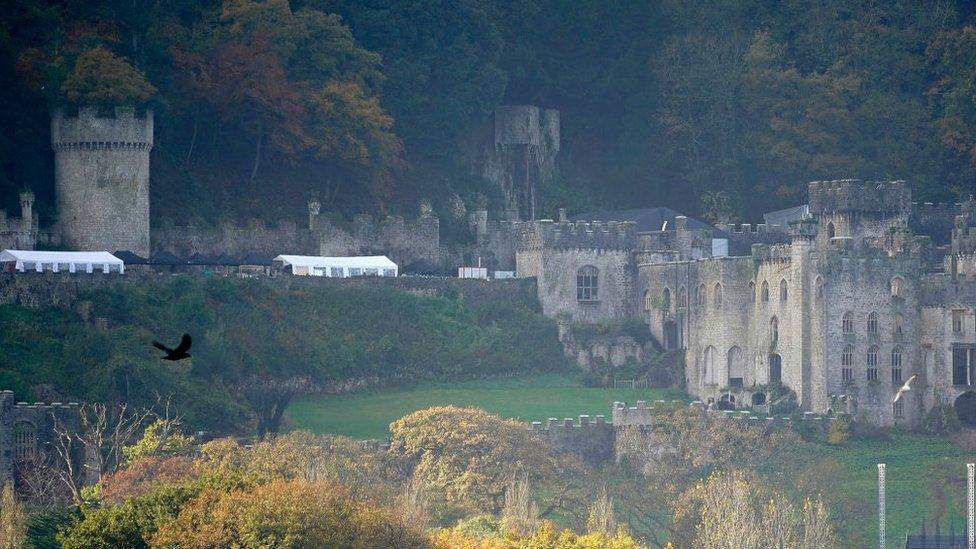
[
  {"xmin": 152, "ymin": 220, "xmax": 319, "ymax": 257},
  {"xmin": 0, "ymin": 391, "xmax": 84, "ymax": 488}
]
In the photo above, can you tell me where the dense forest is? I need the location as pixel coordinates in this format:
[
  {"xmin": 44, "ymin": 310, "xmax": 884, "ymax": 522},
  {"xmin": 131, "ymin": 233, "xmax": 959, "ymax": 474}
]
[{"xmin": 2, "ymin": 0, "xmax": 976, "ymax": 228}]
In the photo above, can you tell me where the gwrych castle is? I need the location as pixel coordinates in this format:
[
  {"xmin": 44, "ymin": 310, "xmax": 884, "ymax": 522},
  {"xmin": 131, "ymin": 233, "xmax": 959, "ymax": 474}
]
[{"xmin": 3, "ymin": 103, "xmax": 976, "ymax": 431}]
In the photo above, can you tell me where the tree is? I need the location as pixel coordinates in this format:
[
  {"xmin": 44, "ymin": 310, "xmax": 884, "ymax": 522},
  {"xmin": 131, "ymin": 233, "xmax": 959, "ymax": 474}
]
[
  {"xmin": 0, "ymin": 483, "xmax": 27, "ymax": 549},
  {"xmin": 149, "ymin": 478, "xmax": 430, "ymax": 548},
  {"xmin": 669, "ymin": 469, "xmax": 837, "ymax": 549},
  {"xmin": 60, "ymin": 46, "xmax": 156, "ymax": 106},
  {"xmin": 388, "ymin": 406, "xmax": 586, "ymax": 523}
]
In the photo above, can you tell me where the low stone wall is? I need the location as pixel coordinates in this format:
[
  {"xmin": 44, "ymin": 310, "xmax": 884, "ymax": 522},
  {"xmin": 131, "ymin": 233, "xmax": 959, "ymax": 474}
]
[{"xmin": 0, "ymin": 271, "xmax": 540, "ymax": 311}]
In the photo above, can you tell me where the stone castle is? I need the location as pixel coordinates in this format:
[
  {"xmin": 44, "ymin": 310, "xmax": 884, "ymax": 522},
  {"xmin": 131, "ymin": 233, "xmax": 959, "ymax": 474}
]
[
  {"xmin": 512, "ymin": 180, "xmax": 976, "ymax": 428},
  {"xmin": 6, "ymin": 104, "xmax": 976, "ymax": 431},
  {"xmin": 0, "ymin": 390, "xmax": 86, "ymax": 489}
]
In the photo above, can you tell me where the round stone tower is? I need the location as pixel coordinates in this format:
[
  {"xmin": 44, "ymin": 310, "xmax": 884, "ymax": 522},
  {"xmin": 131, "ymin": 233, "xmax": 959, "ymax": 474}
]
[{"xmin": 51, "ymin": 106, "xmax": 153, "ymax": 256}]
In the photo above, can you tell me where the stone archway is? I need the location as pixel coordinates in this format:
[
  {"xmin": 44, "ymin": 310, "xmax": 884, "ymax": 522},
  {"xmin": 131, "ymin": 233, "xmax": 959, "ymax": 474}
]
[
  {"xmin": 751, "ymin": 392, "xmax": 767, "ymax": 406},
  {"xmin": 955, "ymin": 391, "xmax": 976, "ymax": 428},
  {"xmin": 717, "ymin": 393, "xmax": 736, "ymax": 411}
]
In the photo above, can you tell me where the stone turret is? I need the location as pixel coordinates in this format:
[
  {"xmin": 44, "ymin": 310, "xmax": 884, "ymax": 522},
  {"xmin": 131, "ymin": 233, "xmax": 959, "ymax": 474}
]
[{"xmin": 51, "ymin": 106, "xmax": 154, "ymax": 256}]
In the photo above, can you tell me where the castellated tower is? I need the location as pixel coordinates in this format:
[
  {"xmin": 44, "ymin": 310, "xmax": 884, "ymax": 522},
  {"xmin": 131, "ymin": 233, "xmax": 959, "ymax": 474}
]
[{"xmin": 51, "ymin": 106, "xmax": 153, "ymax": 256}]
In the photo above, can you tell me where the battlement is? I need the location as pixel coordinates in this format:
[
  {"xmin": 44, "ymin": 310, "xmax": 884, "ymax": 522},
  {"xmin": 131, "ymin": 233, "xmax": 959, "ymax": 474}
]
[
  {"xmin": 713, "ymin": 222, "xmax": 783, "ymax": 234},
  {"xmin": 51, "ymin": 107, "xmax": 154, "ymax": 151},
  {"xmin": 808, "ymin": 179, "xmax": 911, "ymax": 216},
  {"xmin": 1, "ymin": 390, "xmax": 80, "ymax": 412},
  {"xmin": 529, "ymin": 414, "xmax": 610, "ymax": 431},
  {"xmin": 751, "ymin": 243, "xmax": 793, "ymax": 263},
  {"xmin": 609, "ymin": 399, "xmax": 846, "ymax": 428},
  {"xmin": 514, "ymin": 220, "xmax": 637, "ymax": 251}
]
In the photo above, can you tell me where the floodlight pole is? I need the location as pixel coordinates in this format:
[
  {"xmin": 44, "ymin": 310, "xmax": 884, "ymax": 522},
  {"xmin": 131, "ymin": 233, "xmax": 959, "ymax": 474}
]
[
  {"xmin": 878, "ymin": 463, "xmax": 886, "ymax": 549},
  {"xmin": 968, "ymin": 463, "xmax": 974, "ymax": 549}
]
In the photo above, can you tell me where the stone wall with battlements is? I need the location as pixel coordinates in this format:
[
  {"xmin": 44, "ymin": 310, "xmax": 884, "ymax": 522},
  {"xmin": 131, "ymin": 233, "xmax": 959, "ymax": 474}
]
[
  {"xmin": 530, "ymin": 415, "xmax": 613, "ymax": 465},
  {"xmin": 52, "ymin": 107, "xmax": 153, "ymax": 256},
  {"xmin": 0, "ymin": 390, "xmax": 86, "ymax": 488},
  {"xmin": 808, "ymin": 179, "xmax": 912, "ymax": 216}
]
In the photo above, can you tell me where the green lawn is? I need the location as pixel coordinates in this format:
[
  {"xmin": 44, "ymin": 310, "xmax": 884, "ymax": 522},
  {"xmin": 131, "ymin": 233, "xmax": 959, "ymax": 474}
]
[
  {"xmin": 810, "ymin": 432, "xmax": 975, "ymax": 548},
  {"xmin": 285, "ymin": 374, "xmax": 685, "ymax": 439}
]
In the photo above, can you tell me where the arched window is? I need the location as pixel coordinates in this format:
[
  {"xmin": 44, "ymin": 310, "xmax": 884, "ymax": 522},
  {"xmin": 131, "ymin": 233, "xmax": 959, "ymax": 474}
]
[
  {"xmin": 13, "ymin": 421, "xmax": 35, "ymax": 460},
  {"xmin": 867, "ymin": 345, "xmax": 879, "ymax": 381},
  {"xmin": 770, "ymin": 316, "xmax": 779, "ymax": 345},
  {"xmin": 576, "ymin": 266, "xmax": 598, "ymax": 301},
  {"xmin": 890, "ymin": 276, "xmax": 904, "ymax": 298},
  {"xmin": 696, "ymin": 284, "xmax": 707, "ymax": 307},
  {"xmin": 662, "ymin": 288, "xmax": 671, "ymax": 311},
  {"xmin": 826, "ymin": 222, "xmax": 835, "ymax": 239},
  {"xmin": 644, "ymin": 290, "xmax": 652, "ymax": 312},
  {"xmin": 713, "ymin": 283, "xmax": 723, "ymax": 308},
  {"xmin": 749, "ymin": 281, "xmax": 756, "ymax": 303},
  {"xmin": 678, "ymin": 286, "xmax": 687, "ymax": 308},
  {"xmin": 842, "ymin": 311, "xmax": 854, "ymax": 335},
  {"xmin": 891, "ymin": 346, "xmax": 903, "ymax": 383},
  {"xmin": 761, "ymin": 280, "xmax": 769, "ymax": 302},
  {"xmin": 779, "ymin": 279, "xmax": 788, "ymax": 302},
  {"xmin": 727, "ymin": 346, "xmax": 744, "ymax": 387},
  {"xmin": 815, "ymin": 276, "xmax": 824, "ymax": 300},
  {"xmin": 893, "ymin": 315, "xmax": 904, "ymax": 341},
  {"xmin": 703, "ymin": 346, "xmax": 717, "ymax": 385},
  {"xmin": 867, "ymin": 312, "xmax": 878, "ymax": 335},
  {"xmin": 768, "ymin": 353, "xmax": 782, "ymax": 384},
  {"xmin": 841, "ymin": 345, "xmax": 854, "ymax": 382}
]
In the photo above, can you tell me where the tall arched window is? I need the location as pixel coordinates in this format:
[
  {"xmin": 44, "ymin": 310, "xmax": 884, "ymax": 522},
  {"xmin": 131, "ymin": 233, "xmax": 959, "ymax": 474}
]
[
  {"xmin": 662, "ymin": 287, "xmax": 671, "ymax": 311},
  {"xmin": 893, "ymin": 315, "xmax": 904, "ymax": 341},
  {"xmin": 678, "ymin": 286, "xmax": 687, "ymax": 308},
  {"xmin": 770, "ymin": 316, "xmax": 779, "ymax": 345},
  {"xmin": 779, "ymin": 279, "xmax": 788, "ymax": 302},
  {"xmin": 815, "ymin": 276, "xmax": 824, "ymax": 300},
  {"xmin": 890, "ymin": 276, "xmax": 904, "ymax": 298},
  {"xmin": 713, "ymin": 283, "xmax": 723, "ymax": 308},
  {"xmin": 842, "ymin": 311, "xmax": 854, "ymax": 335},
  {"xmin": 696, "ymin": 284, "xmax": 707, "ymax": 307},
  {"xmin": 727, "ymin": 346, "xmax": 744, "ymax": 387},
  {"xmin": 841, "ymin": 345, "xmax": 854, "ymax": 382},
  {"xmin": 867, "ymin": 312, "xmax": 878, "ymax": 335},
  {"xmin": 867, "ymin": 345, "xmax": 879, "ymax": 381},
  {"xmin": 14, "ymin": 421, "xmax": 35, "ymax": 460},
  {"xmin": 576, "ymin": 266, "xmax": 598, "ymax": 301},
  {"xmin": 826, "ymin": 222, "xmax": 835, "ymax": 239},
  {"xmin": 749, "ymin": 281, "xmax": 756, "ymax": 303},
  {"xmin": 761, "ymin": 280, "xmax": 769, "ymax": 302},
  {"xmin": 891, "ymin": 346, "xmax": 903, "ymax": 383},
  {"xmin": 769, "ymin": 353, "xmax": 782, "ymax": 384},
  {"xmin": 643, "ymin": 290, "xmax": 652, "ymax": 312},
  {"xmin": 703, "ymin": 346, "xmax": 717, "ymax": 385}
]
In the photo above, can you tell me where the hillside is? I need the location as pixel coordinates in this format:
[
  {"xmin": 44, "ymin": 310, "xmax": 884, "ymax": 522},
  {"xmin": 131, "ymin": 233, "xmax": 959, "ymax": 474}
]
[
  {"xmin": 2, "ymin": 1, "xmax": 975, "ymax": 229},
  {"xmin": 0, "ymin": 276, "xmax": 568, "ymax": 433}
]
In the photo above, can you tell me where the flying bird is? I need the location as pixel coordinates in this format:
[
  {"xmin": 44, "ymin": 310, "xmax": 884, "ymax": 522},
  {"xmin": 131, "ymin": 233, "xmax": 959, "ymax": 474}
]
[
  {"xmin": 892, "ymin": 374, "xmax": 918, "ymax": 403},
  {"xmin": 153, "ymin": 333, "xmax": 192, "ymax": 361}
]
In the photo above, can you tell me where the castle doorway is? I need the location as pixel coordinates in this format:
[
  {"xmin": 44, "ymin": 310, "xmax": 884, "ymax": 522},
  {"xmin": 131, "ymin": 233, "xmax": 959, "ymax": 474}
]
[
  {"xmin": 751, "ymin": 392, "xmax": 767, "ymax": 406},
  {"xmin": 955, "ymin": 391, "xmax": 976, "ymax": 428},
  {"xmin": 768, "ymin": 354, "xmax": 782, "ymax": 384},
  {"xmin": 717, "ymin": 393, "xmax": 736, "ymax": 410},
  {"xmin": 664, "ymin": 322, "xmax": 678, "ymax": 350}
]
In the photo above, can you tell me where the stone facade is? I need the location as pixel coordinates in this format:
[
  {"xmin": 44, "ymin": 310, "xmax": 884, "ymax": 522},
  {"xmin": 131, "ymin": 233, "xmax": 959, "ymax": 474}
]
[
  {"xmin": 0, "ymin": 390, "xmax": 85, "ymax": 489},
  {"xmin": 52, "ymin": 107, "xmax": 153, "ymax": 256},
  {"xmin": 0, "ymin": 192, "xmax": 40, "ymax": 250}
]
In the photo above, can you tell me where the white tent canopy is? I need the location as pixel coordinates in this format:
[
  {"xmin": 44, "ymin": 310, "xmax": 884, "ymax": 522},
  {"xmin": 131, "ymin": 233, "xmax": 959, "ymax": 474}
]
[
  {"xmin": 273, "ymin": 254, "xmax": 397, "ymax": 278},
  {"xmin": 0, "ymin": 250, "xmax": 125, "ymax": 274}
]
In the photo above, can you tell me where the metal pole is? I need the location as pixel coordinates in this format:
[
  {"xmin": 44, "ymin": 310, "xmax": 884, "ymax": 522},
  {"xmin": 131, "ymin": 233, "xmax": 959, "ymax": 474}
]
[
  {"xmin": 878, "ymin": 463, "xmax": 886, "ymax": 549},
  {"xmin": 968, "ymin": 463, "xmax": 974, "ymax": 549}
]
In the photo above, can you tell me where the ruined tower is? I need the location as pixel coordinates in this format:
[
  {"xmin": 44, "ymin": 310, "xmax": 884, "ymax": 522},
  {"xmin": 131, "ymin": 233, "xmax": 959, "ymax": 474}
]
[
  {"xmin": 480, "ymin": 106, "xmax": 559, "ymax": 221},
  {"xmin": 51, "ymin": 106, "xmax": 153, "ymax": 256}
]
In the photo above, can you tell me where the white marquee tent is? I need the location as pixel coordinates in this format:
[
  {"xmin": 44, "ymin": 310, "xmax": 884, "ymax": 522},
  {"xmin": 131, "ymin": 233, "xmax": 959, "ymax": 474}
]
[
  {"xmin": 273, "ymin": 254, "xmax": 397, "ymax": 278},
  {"xmin": 0, "ymin": 250, "xmax": 125, "ymax": 274}
]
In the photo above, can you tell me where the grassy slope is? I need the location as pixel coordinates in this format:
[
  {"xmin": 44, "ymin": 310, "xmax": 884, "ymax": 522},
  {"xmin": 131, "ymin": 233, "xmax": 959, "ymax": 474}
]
[
  {"xmin": 285, "ymin": 374, "xmax": 686, "ymax": 439},
  {"xmin": 0, "ymin": 277, "xmax": 568, "ymax": 432}
]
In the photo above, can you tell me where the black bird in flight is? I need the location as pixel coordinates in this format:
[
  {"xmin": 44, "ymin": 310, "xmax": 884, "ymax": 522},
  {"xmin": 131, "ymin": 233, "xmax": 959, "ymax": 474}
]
[{"xmin": 153, "ymin": 333, "xmax": 192, "ymax": 361}]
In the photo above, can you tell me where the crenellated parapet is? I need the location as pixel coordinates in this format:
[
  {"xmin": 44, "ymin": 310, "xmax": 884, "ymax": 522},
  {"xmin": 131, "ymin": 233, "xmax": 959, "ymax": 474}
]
[
  {"xmin": 808, "ymin": 179, "xmax": 911, "ymax": 216},
  {"xmin": 51, "ymin": 106, "xmax": 154, "ymax": 152},
  {"xmin": 514, "ymin": 220, "xmax": 637, "ymax": 252},
  {"xmin": 751, "ymin": 243, "xmax": 793, "ymax": 264},
  {"xmin": 0, "ymin": 390, "xmax": 85, "ymax": 487}
]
